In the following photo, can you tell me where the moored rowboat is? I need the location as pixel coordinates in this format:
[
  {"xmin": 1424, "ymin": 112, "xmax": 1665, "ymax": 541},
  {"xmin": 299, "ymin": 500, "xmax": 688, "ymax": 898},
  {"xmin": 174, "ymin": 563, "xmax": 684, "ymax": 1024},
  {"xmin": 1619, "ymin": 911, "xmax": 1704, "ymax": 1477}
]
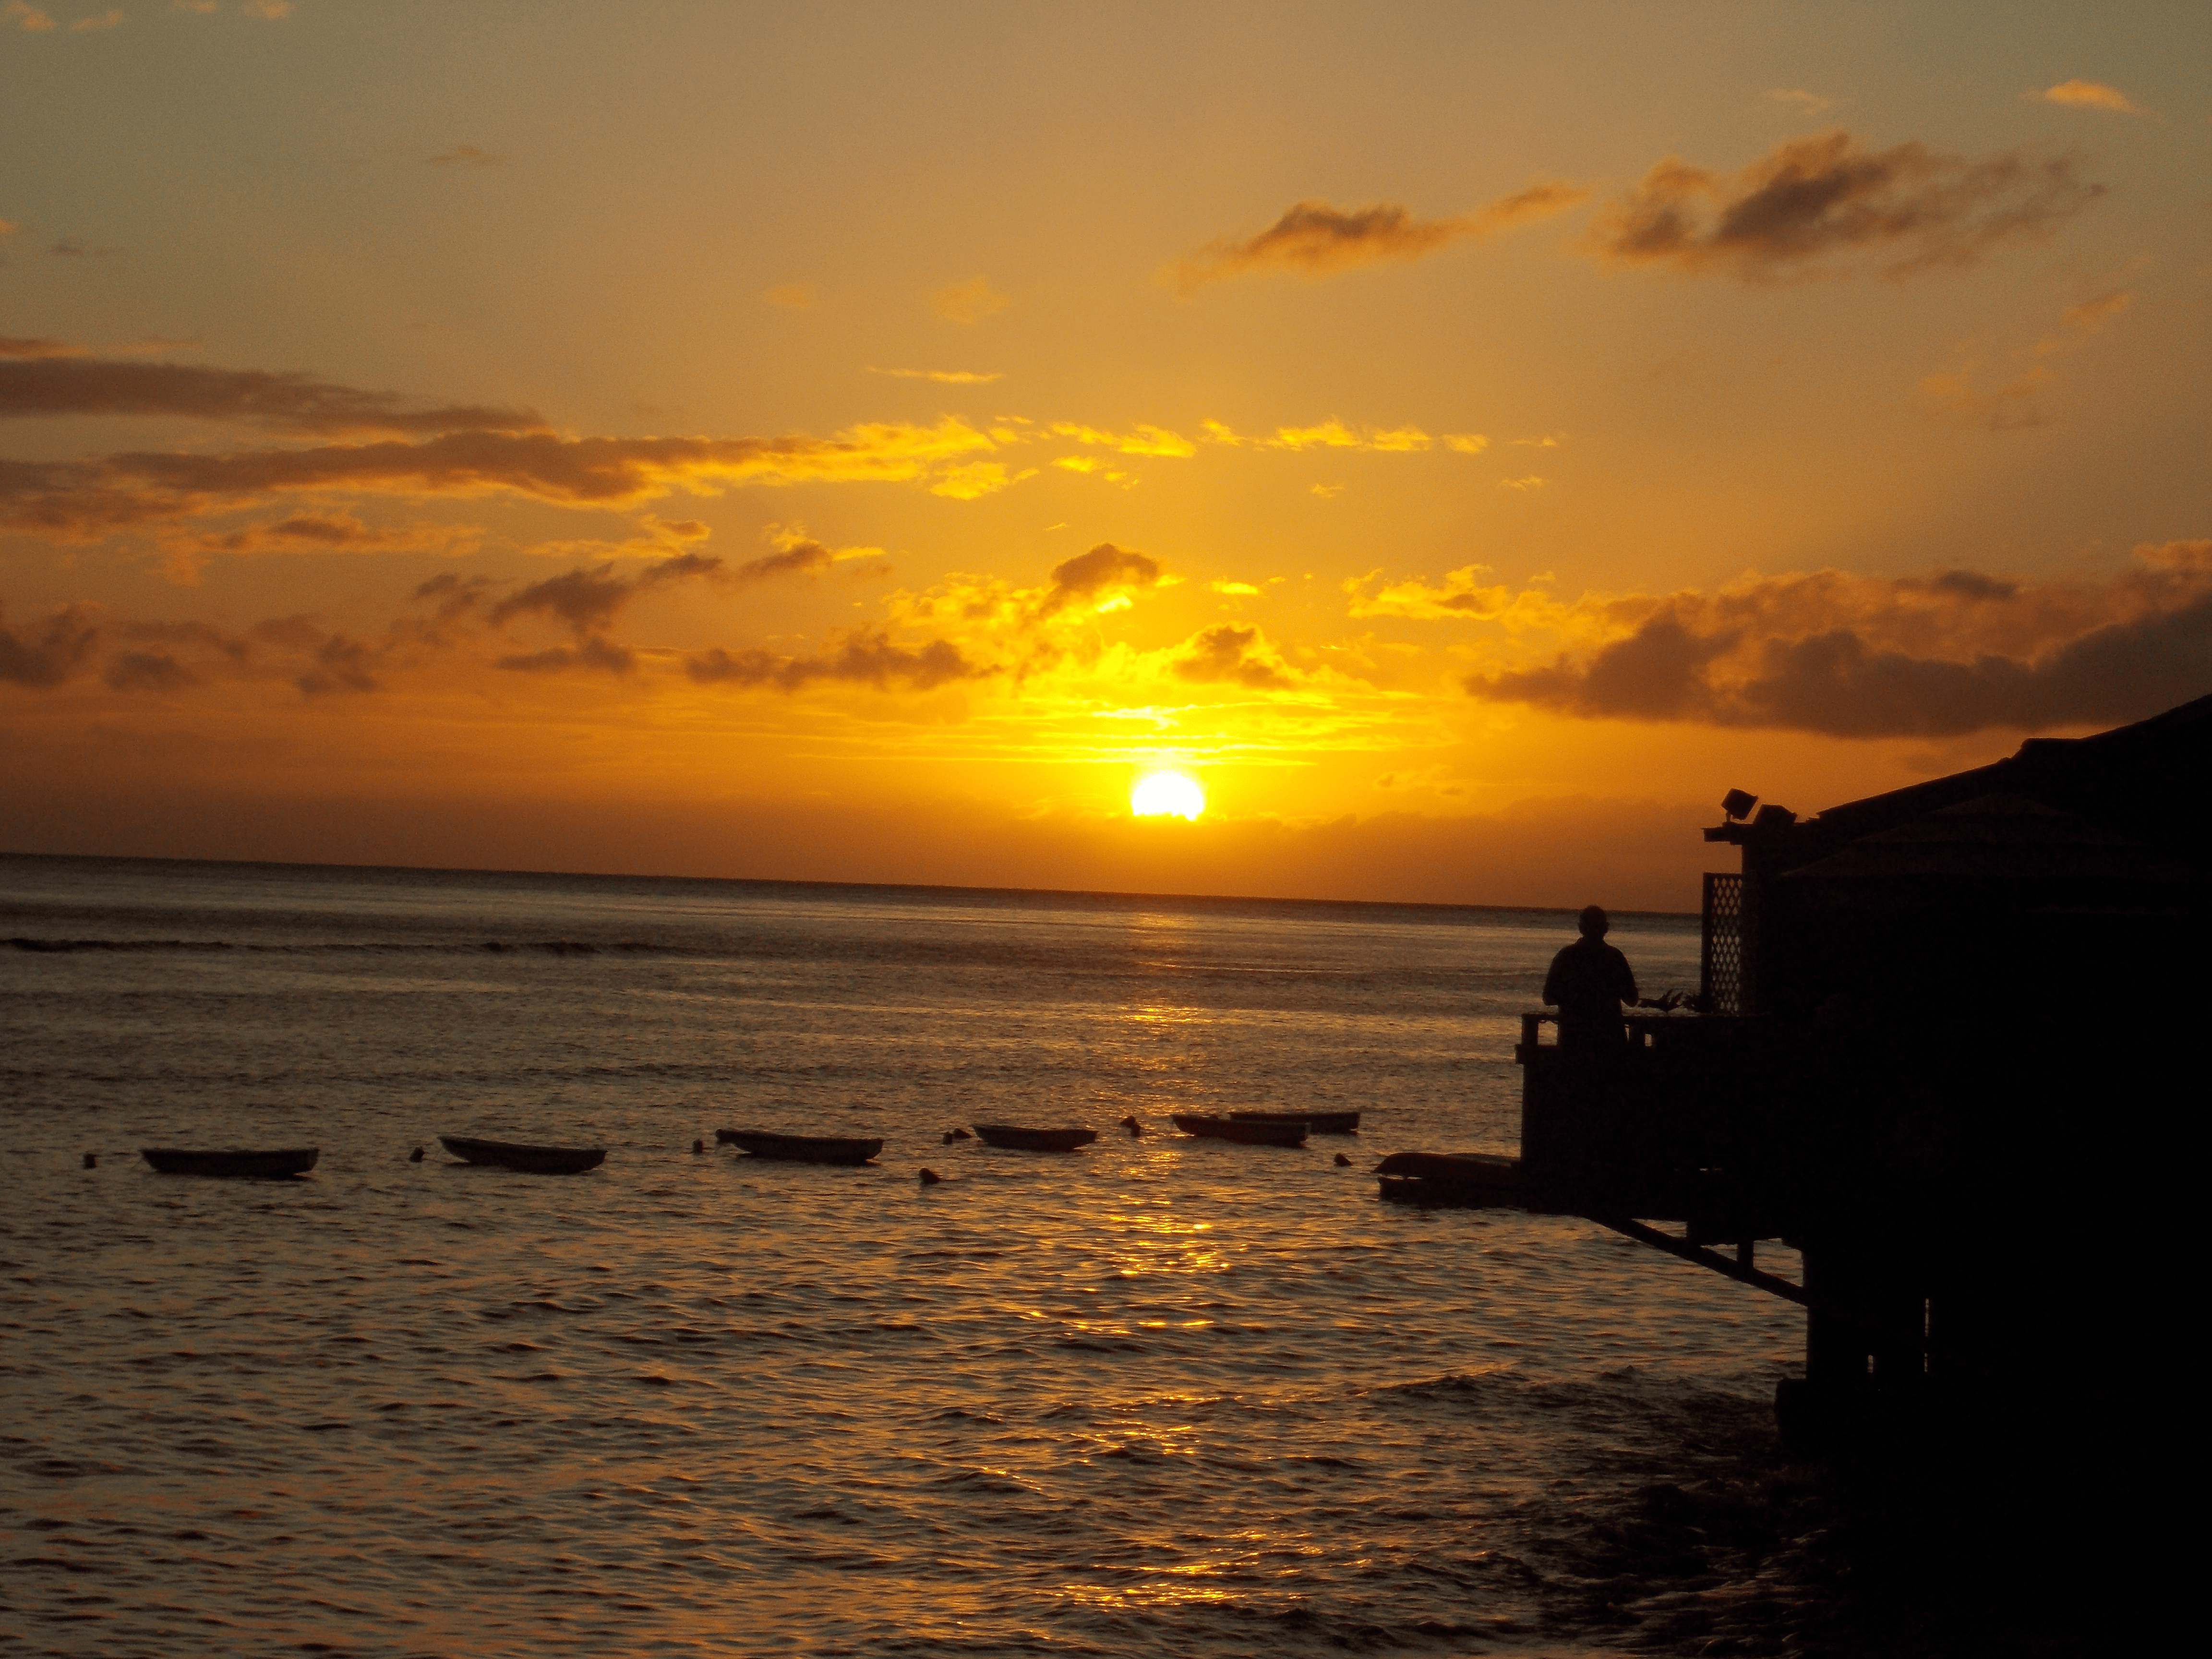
[
  {"xmin": 1230, "ymin": 1109, "xmax": 1360, "ymax": 1134},
  {"xmin": 142, "ymin": 1147, "xmax": 319, "ymax": 1178},
  {"xmin": 438, "ymin": 1136, "xmax": 606, "ymax": 1174},
  {"xmin": 717, "ymin": 1129, "xmax": 883, "ymax": 1165},
  {"xmin": 1170, "ymin": 1113, "xmax": 1308, "ymax": 1147},
  {"xmin": 971, "ymin": 1124, "xmax": 1098, "ymax": 1152}
]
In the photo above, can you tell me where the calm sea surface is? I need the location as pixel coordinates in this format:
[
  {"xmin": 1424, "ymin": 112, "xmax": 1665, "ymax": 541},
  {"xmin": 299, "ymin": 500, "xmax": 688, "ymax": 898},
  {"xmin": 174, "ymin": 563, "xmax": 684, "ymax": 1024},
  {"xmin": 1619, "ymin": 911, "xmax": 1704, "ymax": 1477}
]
[{"xmin": 1, "ymin": 855, "xmax": 1830, "ymax": 1657}]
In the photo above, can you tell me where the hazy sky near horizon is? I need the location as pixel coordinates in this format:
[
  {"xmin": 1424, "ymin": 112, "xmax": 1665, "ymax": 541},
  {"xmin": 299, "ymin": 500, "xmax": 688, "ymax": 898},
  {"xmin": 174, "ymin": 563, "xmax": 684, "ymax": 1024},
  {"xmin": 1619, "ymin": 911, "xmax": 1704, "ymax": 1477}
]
[{"xmin": 3, "ymin": 2, "xmax": 2207, "ymax": 904}]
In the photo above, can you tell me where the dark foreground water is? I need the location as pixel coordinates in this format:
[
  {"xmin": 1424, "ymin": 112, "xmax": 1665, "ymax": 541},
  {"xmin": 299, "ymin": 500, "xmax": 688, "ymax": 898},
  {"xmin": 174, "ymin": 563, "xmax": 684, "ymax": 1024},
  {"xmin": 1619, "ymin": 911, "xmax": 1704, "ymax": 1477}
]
[{"xmin": 0, "ymin": 855, "xmax": 2074, "ymax": 1656}]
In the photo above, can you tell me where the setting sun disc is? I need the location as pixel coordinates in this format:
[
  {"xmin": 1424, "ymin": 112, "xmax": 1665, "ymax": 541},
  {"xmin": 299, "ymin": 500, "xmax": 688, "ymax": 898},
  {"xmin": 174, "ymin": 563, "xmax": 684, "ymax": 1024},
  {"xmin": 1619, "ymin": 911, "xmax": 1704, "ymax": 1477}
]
[{"xmin": 1131, "ymin": 771, "xmax": 1205, "ymax": 820}]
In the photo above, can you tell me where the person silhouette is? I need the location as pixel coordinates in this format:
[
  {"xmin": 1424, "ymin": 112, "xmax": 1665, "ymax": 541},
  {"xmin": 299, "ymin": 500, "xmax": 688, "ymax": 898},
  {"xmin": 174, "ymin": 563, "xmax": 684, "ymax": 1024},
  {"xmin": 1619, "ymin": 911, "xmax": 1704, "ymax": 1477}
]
[{"xmin": 1543, "ymin": 905, "xmax": 1638, "ymax": 1052}]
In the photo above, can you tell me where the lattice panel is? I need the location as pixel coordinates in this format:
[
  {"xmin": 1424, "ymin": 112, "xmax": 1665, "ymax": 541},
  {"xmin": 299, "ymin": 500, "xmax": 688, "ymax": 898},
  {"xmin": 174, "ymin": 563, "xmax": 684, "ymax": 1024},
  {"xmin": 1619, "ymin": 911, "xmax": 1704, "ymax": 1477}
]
[{"xmin": 1703, "ymin": 871, "xmax": 1749, "ymax": 1015}]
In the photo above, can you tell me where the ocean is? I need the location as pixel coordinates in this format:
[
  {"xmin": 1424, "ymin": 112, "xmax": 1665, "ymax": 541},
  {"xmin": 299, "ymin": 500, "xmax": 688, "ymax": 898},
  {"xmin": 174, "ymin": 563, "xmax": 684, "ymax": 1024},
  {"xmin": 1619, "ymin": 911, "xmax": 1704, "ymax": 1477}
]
[{"xmin": 1, "ymin": 853, "xmax": 1844, "ymax": 1656}]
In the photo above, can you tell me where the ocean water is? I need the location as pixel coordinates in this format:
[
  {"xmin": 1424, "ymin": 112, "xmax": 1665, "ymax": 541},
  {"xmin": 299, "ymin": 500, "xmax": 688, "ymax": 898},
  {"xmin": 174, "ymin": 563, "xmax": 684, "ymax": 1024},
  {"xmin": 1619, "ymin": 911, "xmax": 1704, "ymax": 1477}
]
[{"xmin": 1, "ymin": 854, "xmax": 1834, "ymax": 1657}]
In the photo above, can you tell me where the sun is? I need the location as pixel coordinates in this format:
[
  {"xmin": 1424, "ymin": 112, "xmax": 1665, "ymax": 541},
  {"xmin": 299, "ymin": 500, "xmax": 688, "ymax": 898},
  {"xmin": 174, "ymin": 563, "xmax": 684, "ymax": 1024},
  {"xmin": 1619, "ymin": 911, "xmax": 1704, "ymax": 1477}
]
[{"xmin": 1131, "ymin": 770, "xmax": 1205, "ymax": 820}]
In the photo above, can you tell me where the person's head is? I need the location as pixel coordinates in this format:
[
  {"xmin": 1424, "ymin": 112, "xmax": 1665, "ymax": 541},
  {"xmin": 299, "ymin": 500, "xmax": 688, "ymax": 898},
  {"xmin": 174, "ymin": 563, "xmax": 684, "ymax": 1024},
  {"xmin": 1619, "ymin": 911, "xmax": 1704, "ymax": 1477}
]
[{"xmin": 1578, "ymin": 904, "xmax": 1609, "ymax": 939}]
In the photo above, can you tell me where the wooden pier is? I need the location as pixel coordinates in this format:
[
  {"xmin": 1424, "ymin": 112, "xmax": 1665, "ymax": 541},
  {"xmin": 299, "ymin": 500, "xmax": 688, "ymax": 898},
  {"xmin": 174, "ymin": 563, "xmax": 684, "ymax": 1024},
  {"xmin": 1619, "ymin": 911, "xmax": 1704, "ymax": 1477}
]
[{"xmin": 1385, "ymin": 693, "xmax": 2210, "ymax": 1444}]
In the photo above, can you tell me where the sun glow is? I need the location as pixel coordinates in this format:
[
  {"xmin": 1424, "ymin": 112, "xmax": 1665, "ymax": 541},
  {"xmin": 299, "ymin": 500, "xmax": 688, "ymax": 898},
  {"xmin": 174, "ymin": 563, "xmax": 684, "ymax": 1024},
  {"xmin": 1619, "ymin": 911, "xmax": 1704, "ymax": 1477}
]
[{"xmin": 1131, "ymin": 771, "xmax": 1205, "ymax": 820}]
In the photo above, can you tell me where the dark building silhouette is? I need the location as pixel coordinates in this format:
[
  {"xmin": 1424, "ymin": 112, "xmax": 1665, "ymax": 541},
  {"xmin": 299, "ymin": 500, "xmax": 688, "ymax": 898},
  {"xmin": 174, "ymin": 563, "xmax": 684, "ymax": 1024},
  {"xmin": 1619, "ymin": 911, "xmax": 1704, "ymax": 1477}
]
[{"xmin": 1390, "ymin": 692, "xmax": 2210, "ymax": 1445}]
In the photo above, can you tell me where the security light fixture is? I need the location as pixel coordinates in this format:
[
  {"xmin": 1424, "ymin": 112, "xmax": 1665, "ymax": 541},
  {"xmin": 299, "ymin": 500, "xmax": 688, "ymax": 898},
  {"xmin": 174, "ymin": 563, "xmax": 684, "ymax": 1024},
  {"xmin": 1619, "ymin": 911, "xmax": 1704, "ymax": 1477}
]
[{"xmin": 1721, "ymin": 788, "xmax": 1758, "ymax": 822}]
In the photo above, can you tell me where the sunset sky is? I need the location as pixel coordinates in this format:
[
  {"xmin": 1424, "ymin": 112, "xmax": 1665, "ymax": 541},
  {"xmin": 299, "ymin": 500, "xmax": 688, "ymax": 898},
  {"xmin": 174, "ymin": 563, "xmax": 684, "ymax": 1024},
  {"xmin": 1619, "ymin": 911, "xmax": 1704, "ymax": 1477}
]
[{"xmin": 4, "ymin": 2, "xmax": 2207, "ymax": 906}]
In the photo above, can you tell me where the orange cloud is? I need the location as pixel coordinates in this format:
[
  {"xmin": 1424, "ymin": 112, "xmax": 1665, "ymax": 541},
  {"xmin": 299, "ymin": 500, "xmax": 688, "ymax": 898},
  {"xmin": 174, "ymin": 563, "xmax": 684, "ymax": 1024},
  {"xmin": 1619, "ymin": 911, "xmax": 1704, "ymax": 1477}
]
[
  {"xmin": 1165, "ymin": 181, "xmax": 1588, "ymax": 294},
  {"xmin": 867, "ymin": 366, "xmax": 1002, "ymax": 385},
  {"xmin": 2033, "ymin": 80, "xmax": 2144, "ymax": 116},
  {"xmin": 1048, "ymin": 421, "xmax": 1196, "ymax": 457},
  {"xmin": 1465, "ymin": 543, "xmax": 2212, "ymax": 736},
  {"xmin": 1200, "ymin": 418, "xmax": 1433, "ymax": 453},
  {"xmin": 932, "ymin": 276, "xmax": 1008, "ymax": 324},
  {"xmin": 1591, "ymin": 131, "xmax": 2102, "ymax": 278}
]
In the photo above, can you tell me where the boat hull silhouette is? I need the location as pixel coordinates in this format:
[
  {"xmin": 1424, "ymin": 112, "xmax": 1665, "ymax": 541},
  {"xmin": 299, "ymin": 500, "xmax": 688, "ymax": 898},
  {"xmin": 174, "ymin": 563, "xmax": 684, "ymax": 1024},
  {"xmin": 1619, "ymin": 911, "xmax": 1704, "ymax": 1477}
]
[
  {"xmin": 971, "ymin": 1124, "xmax": 1097, "ymax": 1152},
  {"xmin": 141, "ymin": 1147, "xmax": 319, "ymax": 1178},
  {"xmin": 717, "ymin": 1129, "xmax": 882, "ymax": 1165},
  {"xmin": 1171, "ymin": 1113, "xmax": 1308, "ymax": 1147},
  {"xmin": 438, "ymin": 1136, "xmax": 606, "ymax": 1174}
]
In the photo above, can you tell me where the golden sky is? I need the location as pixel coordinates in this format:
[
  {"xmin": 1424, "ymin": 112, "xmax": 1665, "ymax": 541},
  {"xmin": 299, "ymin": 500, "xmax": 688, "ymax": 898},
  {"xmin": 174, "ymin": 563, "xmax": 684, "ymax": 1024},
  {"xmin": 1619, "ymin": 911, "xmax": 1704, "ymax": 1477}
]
[{"xmin": 3, "ymin": 2, "xmax": 2207, "ymax": 906}]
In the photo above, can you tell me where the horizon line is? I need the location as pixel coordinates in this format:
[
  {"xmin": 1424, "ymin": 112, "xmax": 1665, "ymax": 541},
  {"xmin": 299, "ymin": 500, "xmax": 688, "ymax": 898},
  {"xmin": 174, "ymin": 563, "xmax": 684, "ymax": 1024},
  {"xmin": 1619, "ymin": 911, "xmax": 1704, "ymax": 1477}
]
[{"xmin": 0, "ymin": 848, "xmax": 1700, "ymax": 923}]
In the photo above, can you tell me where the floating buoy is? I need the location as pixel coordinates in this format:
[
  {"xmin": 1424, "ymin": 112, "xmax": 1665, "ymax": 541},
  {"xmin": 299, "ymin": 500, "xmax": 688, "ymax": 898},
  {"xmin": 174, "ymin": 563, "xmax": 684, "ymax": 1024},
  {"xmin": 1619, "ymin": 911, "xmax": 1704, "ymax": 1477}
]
[
  {"xmin": 692, "ymin": 1138, "xmax": 706, "ymax": 1155},
  {"xmin": 918, "ymin": 1167, "xmax": 943, "ymax": 1186},
  {"xmin": 409, "ymin": 1145, "xmax": 425, "ymax": 1163},
  {"xmin": 1120, "ymin": 1114, "xmax": 1145, "ymax": 1136},
  {"xmin": 83, "ymin": 1152, "xmax": 96, "ymax": 1169},
  {"xmin": 1334, "ymin": 1152, "xmax": 1352, "ymax": 1166}
]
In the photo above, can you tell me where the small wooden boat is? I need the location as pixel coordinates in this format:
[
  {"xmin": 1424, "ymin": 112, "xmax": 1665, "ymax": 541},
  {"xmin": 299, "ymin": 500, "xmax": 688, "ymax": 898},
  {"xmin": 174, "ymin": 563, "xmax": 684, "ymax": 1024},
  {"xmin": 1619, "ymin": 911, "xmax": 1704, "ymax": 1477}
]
[
  {"xmin": 141, "ymin": 1147, "xmax": 319, "ymax": 1178},
  {"xmin": 1170, "ymin": 1113, "xmax": 1308, "ymax": 1147},
  {"xmin": 1231, "ymin": 1109, "xmax": 1361, "ymax": 1134},
  {"xmin": 972, "ymin": 1124, "xmax": 1097, "ymax": 1152},
  {"xmin": 1374, "ymin": 1151, "xmax": 1563, "ymax": 1212},
  {"xmin": 438, "ymin": 1136, "xmax": 605, "ymax": 1174},
  {"xmin": 716, "ymin": 1129, "xmax": 882, "ymax": 1165}
]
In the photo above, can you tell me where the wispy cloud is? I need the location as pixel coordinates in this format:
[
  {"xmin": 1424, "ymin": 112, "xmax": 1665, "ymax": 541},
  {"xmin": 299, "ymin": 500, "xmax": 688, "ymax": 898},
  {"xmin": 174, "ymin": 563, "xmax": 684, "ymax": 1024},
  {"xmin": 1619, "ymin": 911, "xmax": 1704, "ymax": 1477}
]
[
  {"xmin": 5, "ymin": 1, "xmax": 55, "ymax": 31},
  {"xmin": 686, "ymin": 628, "xmax": 986, "ymax": 692},
  {"xmin": 2032, "ymin": 79, "xmax": 2145, "ymax": 116},
  {"xmin": 1346, "ymin": 564, "xmax": 1565, "ymax": 625},
  {"xmin": 931, "ymin": 276, "xmax": 1008, "ymax": 324},
  {"xmin": 0, "ymin": 418, "xmax": 1003, "ymax": 539},
  {"xmin": 729, "ymin": 525, "xmax": 886, "ymax": 583},
  {"xmin": 1201, "ymin": 418, "xmax": 1435, "ymax": 454},
  {"xmin": 1918, "ymin": 288, "xmax": 2134, "ymax": 431},
  {"xmin": 51, "ymin": 237, "xmax": 121, "ymax": 258},
  {"xmin": 867, "ymin": 366, "xmax": 1003, "ymax": 385},
  {"xmin": 1765, "ymin": 88, "xmax": 1836, "ymax": 115},
  {"xmin": 1590, "ymin": 131, "xmax": 2102, "ymax": 279},
  {"xmin": 0, "ymin": 601, "xmax": 98, "ymax": 686},
  {"xmin": 931, "ymin": 461, "xmax": 1032, "ymax": 500},
  {"xmin": 0, "ymin": 354, "xmax": 546, "ymax": 433},
  {"xmin": 1049, "ymin": 421, "xmax": 1196, "ymax": 457},
  {"xmin": 486, "ymin": 552, "xmax": 722, "ymax": 637},
  {"xmin": 0, "ymin": 336, "xmax": 87, "ymax": 360},
  {"xmin": 69, "ymin": 8, "xmax": 121, "ymax": 31},
  {"xmin": 1165, "ymin": 181, "xmax": 1588, "ymax": 294}
]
